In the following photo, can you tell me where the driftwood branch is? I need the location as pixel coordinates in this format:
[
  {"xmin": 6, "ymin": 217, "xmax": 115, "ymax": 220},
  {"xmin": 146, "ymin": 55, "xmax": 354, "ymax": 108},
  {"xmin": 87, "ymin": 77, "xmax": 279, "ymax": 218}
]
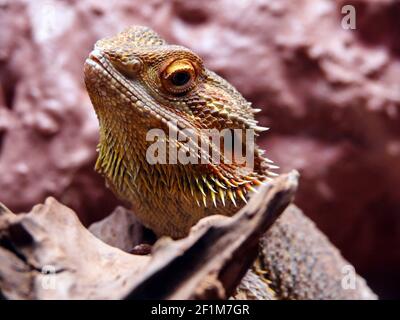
[{"xmin": 0, "ymin": 171, "xmax": 298, "ymax": 300}]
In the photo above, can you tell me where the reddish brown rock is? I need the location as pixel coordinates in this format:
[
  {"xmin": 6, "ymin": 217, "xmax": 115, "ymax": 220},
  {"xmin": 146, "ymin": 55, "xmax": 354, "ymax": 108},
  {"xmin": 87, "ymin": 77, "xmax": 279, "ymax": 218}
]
[
  {"xmin": 0, "ymin": 0, "xmax": 398, "ymax": 297},
  {"xmin": 0, "ymin": 0, "xmax": 121, "ymax": 224}
]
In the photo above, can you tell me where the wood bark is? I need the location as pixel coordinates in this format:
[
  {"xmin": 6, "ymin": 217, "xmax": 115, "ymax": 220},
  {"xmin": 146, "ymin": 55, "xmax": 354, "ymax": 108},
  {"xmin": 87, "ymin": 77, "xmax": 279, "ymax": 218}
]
[{"xmin": 0, "ymin": 172, "xmax": 298, "ymax": 299}]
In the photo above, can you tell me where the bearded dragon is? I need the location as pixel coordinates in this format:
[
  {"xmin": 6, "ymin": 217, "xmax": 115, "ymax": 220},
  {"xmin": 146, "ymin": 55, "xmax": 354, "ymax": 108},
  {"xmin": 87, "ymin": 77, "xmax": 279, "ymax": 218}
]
[{"xmin": 84, "ymin": 26, "xmax": 376, "ymax": 299}]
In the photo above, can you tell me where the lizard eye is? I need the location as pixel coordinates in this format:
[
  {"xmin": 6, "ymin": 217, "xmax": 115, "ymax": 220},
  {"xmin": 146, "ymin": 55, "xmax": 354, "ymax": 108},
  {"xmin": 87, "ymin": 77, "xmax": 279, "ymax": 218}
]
[
  {"xmin": 170, "ymin": 71, "xmax": 191, "ymax": 86},
  {"xmin": 161, "ymin": 59, "xmax": 196, "ymax": 94}
]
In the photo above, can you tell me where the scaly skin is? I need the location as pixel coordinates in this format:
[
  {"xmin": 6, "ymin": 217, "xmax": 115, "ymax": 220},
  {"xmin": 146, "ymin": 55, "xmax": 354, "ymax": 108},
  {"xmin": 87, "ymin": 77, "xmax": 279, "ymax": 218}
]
[
  {"xmin": 84, "ymin": 26, "xmax": 376, "ymax": 299},
  {"xmin": 84, "ymin": 26, "xmax": 275, "ymax": 238}
]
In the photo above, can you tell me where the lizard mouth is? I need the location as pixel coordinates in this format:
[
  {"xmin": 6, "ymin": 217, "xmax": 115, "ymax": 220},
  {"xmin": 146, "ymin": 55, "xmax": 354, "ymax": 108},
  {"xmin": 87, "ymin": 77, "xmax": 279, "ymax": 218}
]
[{"xmin": 84, "ymin": 49, "xmax": 153, "ymax": 116}]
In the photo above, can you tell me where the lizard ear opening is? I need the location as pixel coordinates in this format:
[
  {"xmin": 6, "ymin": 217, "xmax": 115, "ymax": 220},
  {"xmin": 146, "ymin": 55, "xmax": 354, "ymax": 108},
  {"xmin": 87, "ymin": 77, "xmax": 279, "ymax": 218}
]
[{"xmin": 161, "ymin": 59, "xmax": 197, "ymax": 94}]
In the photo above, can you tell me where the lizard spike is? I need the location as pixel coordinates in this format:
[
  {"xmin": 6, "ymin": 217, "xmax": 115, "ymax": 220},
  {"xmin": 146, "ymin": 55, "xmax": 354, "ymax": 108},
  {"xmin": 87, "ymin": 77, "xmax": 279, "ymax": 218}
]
[
  {"xmin": 211, "ymin": 176, "xmax": 226, "ymax": 189},
  {"xmin": 118, "ymin": 164, "xmax": 125, "ymax": 180},
  {"xmin": 216, "ymin": 171, "xmax": 229, "ymax": 183},
  {"xmin": 95, "ymin": 154, "xmax": 103, "ymax": 172},
  {"xmin": 211, "ymin": 191, "xmax": 217, "ymax": 207},
  {"xmin": 239, "ymin": 116, "xmax": 253, "ymax": 124},
  {"xmin": 218, "ymin": 188, "xmax": 226, "ymax": 206},
  {"xmin": 252, "ymin": 179, "xmax": 263, "ymax": 186},
  {"xmin": 227, "ymin": 189, "xmax": 237, "ymax": 207},
  {"xmin": 268, "ymin": 164, "xmax": 280, "ymax": 169},
  {"xmin": 245, "ymin": 183, "xmax": 258, "ymax": 193},
  {"xmin": 112, "ymin": 155, "xmax": 122, "ymax": 179},
  {"xmin": 244, "ymin": 175, "xmax": 255, "ymax": 181},
  {"xmin": 202, "ymin": 195, "xmax": 207, "ymax": 207},
  {"xmin": 182, "ymin": 176, "xmax": 190, "ymax": 193},
  {"xmin": 258, "ymin": 149, "xmax": 265, "ymax": 156},
  {"xmin": 202, "ymin": 175, "xmax": 216, "ymax": 193},
  {"xmin": 253, "ymin": 126, "xmax": 270, "ymax": 133},
  {"xmin": 103, "ymin": 151, "xmax": 114, "ymax": 173},
  {"xmin": 234, "ymin": 178, "xmax": 245, "ymax": 186},
  {"xmin": 246, "ymin": 118, "xmax": 258, "ymax": 124},
  {"xmin": 177, "ymin": 176, "xmax": 183, "ymax": 191},
  {"xmin": 124, "ymin": 176, "xmax": 136, "ymax": 194},
  {"xmin": 182, "ymin": 175, "xmax": 189, "ymax": 193},
  {"xmin": 194, "ymin": 194, "xmax": 201, "ymax": 207},
  {"xmin": 267, "ymin": 171, "xmax": 279, "ymax": 177},
  {"xmin": 189, "ymin": 180, "xmax": 195, "ymax": 196},
  {"xmin": 222, "ymin": 177, "xmax": 236, "ymax": 188},
  {"xmin": 253, "ymin": 108, "xmax": 262, "ymax": 113},
  {"xmin": 110, "ymin": 152, "xmax": 119, "ymax": 175},
  {"xmin": 264, "ymin": 158, "xmax": 274, "ymax": 164},
  {"xmin": 236, "ymin": 188, "xmax": 247, "ymax": 203},
  {"xmin": 195, "ymin": 176, "xmax": 206, "ymax": 196}
]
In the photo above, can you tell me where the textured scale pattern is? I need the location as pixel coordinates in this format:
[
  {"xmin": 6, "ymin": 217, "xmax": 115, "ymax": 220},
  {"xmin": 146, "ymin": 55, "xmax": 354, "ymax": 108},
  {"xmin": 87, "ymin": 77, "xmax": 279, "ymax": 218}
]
[{"xmin": 84, "ymin": 26, "xmax": 277, "ymax": 238}]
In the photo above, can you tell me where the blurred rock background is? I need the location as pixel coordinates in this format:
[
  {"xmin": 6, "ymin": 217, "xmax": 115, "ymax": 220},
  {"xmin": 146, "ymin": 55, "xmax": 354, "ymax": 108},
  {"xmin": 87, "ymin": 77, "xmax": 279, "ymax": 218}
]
[{"xmin": 0, "ymin": 0, "xmax": 399, "ymax": 298}]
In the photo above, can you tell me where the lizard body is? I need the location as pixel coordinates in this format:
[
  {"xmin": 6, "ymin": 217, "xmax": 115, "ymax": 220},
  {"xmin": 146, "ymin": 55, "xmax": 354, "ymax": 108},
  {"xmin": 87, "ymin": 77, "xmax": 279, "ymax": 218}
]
[{"xmin": 84, "ymin": 26, "xmax": 376, "ymax": 299}]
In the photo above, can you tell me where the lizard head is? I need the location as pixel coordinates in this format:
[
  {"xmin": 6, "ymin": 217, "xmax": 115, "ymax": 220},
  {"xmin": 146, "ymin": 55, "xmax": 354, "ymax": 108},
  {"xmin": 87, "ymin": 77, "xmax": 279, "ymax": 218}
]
[{"xmin": 84, "ymin": 26, "xmax": 277, "ymax": 211}]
